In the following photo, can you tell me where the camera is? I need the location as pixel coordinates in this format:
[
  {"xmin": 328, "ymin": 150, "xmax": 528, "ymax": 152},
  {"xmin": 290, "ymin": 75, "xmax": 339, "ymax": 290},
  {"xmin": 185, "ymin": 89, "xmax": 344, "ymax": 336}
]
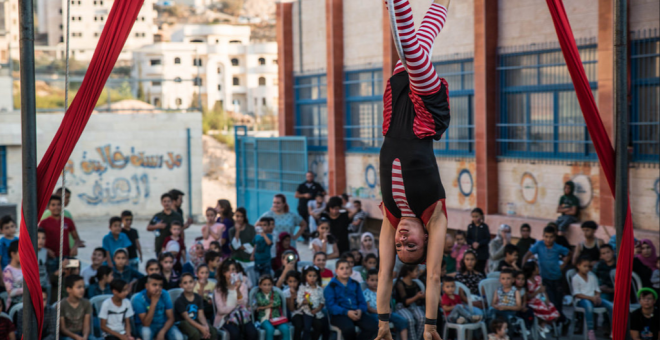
[
  {"xmin": 286, "ymin": 254, "xmax": 296, "ymax": 263},
  {"xmin": 255, "ymin": 226, "xmax": 263, "ymax": 233}
]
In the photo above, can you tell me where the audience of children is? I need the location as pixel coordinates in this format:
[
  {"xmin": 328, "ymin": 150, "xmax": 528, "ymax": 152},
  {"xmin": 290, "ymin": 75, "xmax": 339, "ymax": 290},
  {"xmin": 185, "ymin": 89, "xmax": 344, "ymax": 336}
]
[{"xmin": 6, "ymin": 190, "xmax": 659, "ymax": 340}]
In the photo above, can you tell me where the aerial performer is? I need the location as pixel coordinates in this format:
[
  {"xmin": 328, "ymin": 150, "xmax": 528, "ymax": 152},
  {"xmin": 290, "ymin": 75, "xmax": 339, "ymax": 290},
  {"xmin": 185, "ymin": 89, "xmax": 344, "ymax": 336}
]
[{"xmin": 375, "ymin": 0, "xmax": 451, "ymax": 339}]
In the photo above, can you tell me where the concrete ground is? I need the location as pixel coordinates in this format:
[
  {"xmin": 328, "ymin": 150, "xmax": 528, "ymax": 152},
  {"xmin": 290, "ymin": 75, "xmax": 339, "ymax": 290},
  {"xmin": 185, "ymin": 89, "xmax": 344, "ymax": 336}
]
[{"xmin": 74, "ymin": 217, "xmax": 610, "ymax": 340}]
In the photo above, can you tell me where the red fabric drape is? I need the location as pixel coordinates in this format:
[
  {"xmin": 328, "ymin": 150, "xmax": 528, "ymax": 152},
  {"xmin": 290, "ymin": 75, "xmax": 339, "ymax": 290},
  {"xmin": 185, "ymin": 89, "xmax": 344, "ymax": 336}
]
[
  {"xmin": 544, "ymin": 2, "xmax": 635, "ymax": 340},
  {"xmin": 18, "ymin": 0, "xmax": 144, "ymax": 337}
]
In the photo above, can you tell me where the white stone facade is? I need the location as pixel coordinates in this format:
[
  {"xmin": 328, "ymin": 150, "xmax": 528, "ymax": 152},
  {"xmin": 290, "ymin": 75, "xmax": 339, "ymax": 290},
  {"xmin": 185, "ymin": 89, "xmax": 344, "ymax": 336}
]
[
  {"xmin": 131, "ymin": 24, "xmax": 278, "ymax": 115},
  {"xmin": 37, "ymin": 0, "xmax": 157, "ymax": 60}
]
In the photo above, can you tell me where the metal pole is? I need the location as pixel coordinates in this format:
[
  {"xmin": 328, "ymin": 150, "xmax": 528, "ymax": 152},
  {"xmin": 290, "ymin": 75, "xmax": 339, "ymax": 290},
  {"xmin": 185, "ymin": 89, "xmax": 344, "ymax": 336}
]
[
  {"xmin": 186, "ymin": 128, "xmax": 192, "ymax": 221},
  {"xmin": 18, "ymin": 0, "xmax": 39, "ymax": 339},
  {"xmin": 613, "ymin": 0, "xmax": 628, "ymax": 252}
]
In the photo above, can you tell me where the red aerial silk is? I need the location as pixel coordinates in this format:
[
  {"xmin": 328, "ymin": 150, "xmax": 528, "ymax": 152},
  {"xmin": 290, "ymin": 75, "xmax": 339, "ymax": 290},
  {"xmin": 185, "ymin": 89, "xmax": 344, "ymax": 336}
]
[
  {"xmin": 18, "ymin": 0, "xmax": 144, "ymax": 337},
  {"xmin": 544, "ymin": 2, "xmax": 635, "ymax": 340}
]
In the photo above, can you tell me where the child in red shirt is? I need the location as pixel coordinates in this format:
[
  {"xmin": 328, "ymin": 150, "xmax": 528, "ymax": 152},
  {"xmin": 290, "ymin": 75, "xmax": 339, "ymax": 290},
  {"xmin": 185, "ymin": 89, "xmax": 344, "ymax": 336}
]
[{"xmin": 441, "ymin": 277, "xmax": 483, "ymax": 324}]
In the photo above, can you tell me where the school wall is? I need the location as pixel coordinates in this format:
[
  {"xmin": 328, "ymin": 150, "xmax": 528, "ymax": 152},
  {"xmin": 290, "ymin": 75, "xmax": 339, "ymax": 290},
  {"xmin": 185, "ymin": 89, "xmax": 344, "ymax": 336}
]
[
  {"xmin": 0, "ymin": 112, "xmax": 204, "ymax": 220},
  {"xmin": 292, "ymin": 0, "xmax": 327, "ymax": 74},
  {"xmin": 498, "ymin": 0, "xmax": 599, "ymax": 46},
  {"xmin": 630, "ymin": 0, "xmax": 660, "ymax": 31}
]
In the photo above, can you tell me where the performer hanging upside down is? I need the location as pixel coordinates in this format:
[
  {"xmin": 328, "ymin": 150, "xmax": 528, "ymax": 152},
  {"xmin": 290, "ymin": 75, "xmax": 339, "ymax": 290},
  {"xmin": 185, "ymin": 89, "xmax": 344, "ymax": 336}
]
[{"xmin": 376, "ymin": 0, "xmax": 451, "ymax": 339}]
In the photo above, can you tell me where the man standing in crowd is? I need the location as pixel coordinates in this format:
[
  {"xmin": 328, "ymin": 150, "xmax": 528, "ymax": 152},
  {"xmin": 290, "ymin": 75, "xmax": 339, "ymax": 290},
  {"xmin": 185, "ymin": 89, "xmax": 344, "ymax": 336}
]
[
  {"xmin": 148, "ymin": 193, "xmax": 184, "ymax": 254},
  {"xmin": 295, "ymin": 172, "xmax": 326, "ymax": 231},
  {"xmin": 169, "ymin": 189, "xmax": 194, "ymax": 231}
]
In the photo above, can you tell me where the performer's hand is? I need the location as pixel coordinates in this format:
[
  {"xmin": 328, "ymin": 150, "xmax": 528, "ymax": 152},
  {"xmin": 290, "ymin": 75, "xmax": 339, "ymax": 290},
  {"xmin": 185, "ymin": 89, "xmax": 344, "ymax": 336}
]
[
  {"xmin": 423, "ymin": 324, "xmax": 442, "ymax": 340},
  {"xmin": 375, "ymin": 321, "xmax": 394, "ymax": 340}
]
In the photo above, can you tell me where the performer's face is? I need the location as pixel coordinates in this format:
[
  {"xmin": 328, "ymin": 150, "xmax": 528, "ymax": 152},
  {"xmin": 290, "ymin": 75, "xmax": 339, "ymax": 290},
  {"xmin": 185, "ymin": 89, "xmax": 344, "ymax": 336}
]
[{"xmin": 395, "ymin": 218, "xmax": 427, "ymax": 264}]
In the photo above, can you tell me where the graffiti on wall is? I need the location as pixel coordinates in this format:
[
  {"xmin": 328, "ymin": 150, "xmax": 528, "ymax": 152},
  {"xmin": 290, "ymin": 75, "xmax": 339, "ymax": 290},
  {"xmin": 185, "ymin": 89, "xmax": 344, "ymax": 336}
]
[
  {"xmin": 520, "ymin": 172, "xmax": 538, "ymax": 204},
  {"xmin": 60, "ymin": 145, "xmax": 184, "ymax": 206},
  {"xmin": 348, "ymin": 161, "xmax": 381, "ymax": 200},
  {"xmin": 571, "ymin": 174, "xmax": 593, "ymax": 209}
]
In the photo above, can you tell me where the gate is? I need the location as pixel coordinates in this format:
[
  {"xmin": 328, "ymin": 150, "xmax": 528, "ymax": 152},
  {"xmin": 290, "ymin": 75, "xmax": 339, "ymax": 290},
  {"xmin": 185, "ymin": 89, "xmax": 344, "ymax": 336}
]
[{"xmin": 235, "ymin": 126, "xmax": 308, "ymax": 223}]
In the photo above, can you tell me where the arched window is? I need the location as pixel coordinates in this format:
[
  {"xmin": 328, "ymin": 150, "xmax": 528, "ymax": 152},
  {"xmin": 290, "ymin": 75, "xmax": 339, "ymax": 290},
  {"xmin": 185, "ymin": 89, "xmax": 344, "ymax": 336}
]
[
  {"xmin": 258, "ymin": 77, "xmax": 266, "ymax": 86},
  {"xmin": 258, "ymin": 57, "xmax": 266, "ymax": 65},
  {"xmin": 175, "ymin": 98, "xmax": 182, "ymax": 106},
  {"xmin": 231, "ymin": 58, "xmax": 239, "ymax": 66},
  {"xmin": 233, "ymin": 77, "xmax": 239, "ymax": 86},
  {"xmin": 153, "ymin": 97, "xmax": 161, "ymax": 107},
  {"xmin": 174, "ymin": 57, "xmax": 181, "ymax": 64}
]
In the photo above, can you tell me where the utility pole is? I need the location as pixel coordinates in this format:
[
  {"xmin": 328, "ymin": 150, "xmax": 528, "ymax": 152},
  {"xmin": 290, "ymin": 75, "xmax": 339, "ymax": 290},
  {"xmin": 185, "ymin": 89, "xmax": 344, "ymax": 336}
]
[
  {"xmin": 613, "ymin": 0, "xmax": 628, "ymax": 252},
  {"xmin": 18, "ymin": 0, "xmax": 39, "ymax": 339}
]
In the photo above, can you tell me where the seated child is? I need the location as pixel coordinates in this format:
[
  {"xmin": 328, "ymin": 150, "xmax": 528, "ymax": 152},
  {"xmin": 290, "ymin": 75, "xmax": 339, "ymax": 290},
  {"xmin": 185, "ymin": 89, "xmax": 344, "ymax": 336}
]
[
  {"xmin": 176, "ymin": 273, "xmax": 218, "ymax": 340},
  {"xmin": 0, "ymin": 215, "xmax": 18, "ymax": 269},
  {"xmin": 208, "ymin": 241, "xmax": 222, "ymax": 255},
  {"xmin": 313, "ymin": 252, "xmax": 334, "ymax": 287},
  {"xmin": 17, "ymin": 287, "xmax": 56, "ymax": 340},
  {"xmin": 489, "ymin": 318, "xmax": 510, "ymax": 340},
  {"xmin": 3, "ymin": 240, "xmax": 22, "ymax": 308},
  {"xmin": 363, "ymin": 269, "xmax": 408, "ymax": 340},
  {"xmin": 296, "ymin": 266, "xmax": 330, "ymax": 340},
  {"xmin": 283, "ymin": 271, "xmax": 304, "ymax": 340},
  {"xmin": 441, "ymin": 276, "xmax": 482, "ymax": 324},
  {"xmin": 350, "ymin": 249, "xmax": 363, "ymax": 270},
  {"xmin": 133, "ymin": 259, "xmax": 162, "ymax": 295},
  {"xmin": 0, "ymin": 298, "xmax": 16, "ymax": 340},
  {"xmin": 204, "ymin": 251, "xmax": 222, "ymax": 280},
  {"xmin": 86, "ymin": 265, "xmax": 114, "ymax": 299},
  {"xmin": 159, "ymin": 253, "xmax": 180, "ymax": 290},
  {"xmin": 254, "ymin": 275, "xmax": 290, "ymax": 340},
  {"xmin": 340, "ymin": 252, "xmax": 363, "ymax": 283},
  {"xmin": 60, "ymin": 275, "xmax": 93, "ymax": 340},
  {"xmin": 37, "ymin": 228, "xmax": 51, "ymax": 292},
  {"xmin": 513, "ymin": 271, "xmax": 535, "ymax": 333},
  {"xmin": 182, "ymin": 242, "xmax": 206, "ymax": 275},
  {"xmin": 630, "ymin": 288, "xmax": 658, "ymax": 340},
  {"xmin": 360, "ymin": 253, "xmax": 378, "ymax": 281},
  {"xmin": 359, "ymin": 231, "xmax": 377, "ymax": 258},
  {"xmin": 121, "ymin": 210, "xmax": 142, "ymax": 272},
  {"xmin": 51, "ymin": 258, "xmax": 81, "ymax": 304},
  {"xmin": 455, "ymin": 250, "xmax": 486, "ymax": 309},
  {"xmin": 394, "ymin": 265, "xmax": 425, "ymax": 340},
  {"xmin": 194, "ymin": 264, "xmax": 215, "ymax": 321},
  {"xmin": 488, "ymin": 269, "xmax": 522, "ymax": 325},
  {"xmin": 522, "ymin": 262, "xmax": 559, "ymax": 336},
  {"xmin": 451, "ymin": 230, "xmax": 469, "ymax": 272},
  {"xmin": 571, "ymin": 257, "xmax": 613, "ymax": 340},
  {"xmin": 81, "ymin": 248, "xmax": 107, "ymax": 286},
  {"xmin": 496, "ymin": 244, "xmax": 520, "ymax": 271},
  {"xmin": 515, "ymin": 224, "xmax": 536, "ymax": 267},
  {"xmin": 310, "ymin": 220, "xmax": 339, "ymax": 259},
  {"xmin": 113, "ymin": 249, "xmax": 144, "ymax": 293},
  {"xmin": 99, "ymin": 279, "xmax": 135, "ymax": 340},
  {"xmin": 324, "ymin": 259, "xmax": 377, "ymax": 340},
  {"xmin": 132, "ymin": 274, "xmax": 182, "ymax": 340}
]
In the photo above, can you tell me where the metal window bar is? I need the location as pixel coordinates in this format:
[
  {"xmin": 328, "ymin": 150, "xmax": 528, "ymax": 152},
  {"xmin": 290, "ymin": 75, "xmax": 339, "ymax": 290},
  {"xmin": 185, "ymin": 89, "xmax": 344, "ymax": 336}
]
[
  {"xmin": 0, "ymin": 146, "xmax": 6, "ymax": 194},
  {"xmin": 497, "ymin": 40, "xmax": 599, "ymax": 160},
  {"xmin": 630, "ymin": 29, "xmax": 660, "ymax": 163},
  {"xmin": 342, "ymin": 59, "xmax": 475, "ymax": 155},
  {"xmin": 294, "ymin": 74, "xmax": 328, "ymax": 150}
]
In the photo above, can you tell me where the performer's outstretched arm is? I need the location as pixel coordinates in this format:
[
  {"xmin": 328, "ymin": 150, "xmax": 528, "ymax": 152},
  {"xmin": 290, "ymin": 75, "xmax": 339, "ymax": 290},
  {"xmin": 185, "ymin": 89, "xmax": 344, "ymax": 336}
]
[
  {"xmin": 424, "ymin": 201, "xmax": 448, "ymax": 340},
  {"xmin": 375, "ymin": 206, "xmax": 397, "ymax": 340},
  {"xmin": 387, "ymin": 0, "xmax": 449, "ymax": 95}
]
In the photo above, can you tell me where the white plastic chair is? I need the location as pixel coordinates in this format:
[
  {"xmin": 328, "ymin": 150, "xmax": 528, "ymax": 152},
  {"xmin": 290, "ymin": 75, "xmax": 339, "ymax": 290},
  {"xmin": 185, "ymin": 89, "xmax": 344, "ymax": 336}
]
[
  {"xmin": 8, "ymin": 303, "xmax": 22, "ymax": 323},
  {"xmin": 487, "ymin": 271, "xmax": 501, "ymax": 279},
  {"xmin": 609, "ymin": 269, "xmax": 642, "ymax": 311},
  {"xmin": 567, "ymin": 268, "xmax": 609, "ymax": 340},
  {"xmin": 442, "ymin": 281, "xmax": 488, "ymax": 340},
  {"xmin": 245, "ymin": 265, "xmax": 260, "ymax": 287},
  {"xmin": 168, "ymin": 288, "xmax": 184, "ymax": 303},
  {"xmin": 90, "ymin": 294, "xmax": 113, "ymax": 338}
]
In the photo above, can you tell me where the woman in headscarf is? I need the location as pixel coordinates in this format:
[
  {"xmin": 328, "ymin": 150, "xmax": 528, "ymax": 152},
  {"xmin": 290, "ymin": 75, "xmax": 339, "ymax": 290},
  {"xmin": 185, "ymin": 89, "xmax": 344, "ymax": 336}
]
[
  {"xmin": 273, "ymin": 232, "xmax": 299, "ymax": 271},
  {"xmin": 636, "ymin": 239, "xmax": 658, "ymax": 272},
  {"xmin": 360, "ymin": 232, "xmax": 378, "ymax": 258},
  {"xmin": 488, "ymin": 224, "xmax": 512, "ymax": 273}
]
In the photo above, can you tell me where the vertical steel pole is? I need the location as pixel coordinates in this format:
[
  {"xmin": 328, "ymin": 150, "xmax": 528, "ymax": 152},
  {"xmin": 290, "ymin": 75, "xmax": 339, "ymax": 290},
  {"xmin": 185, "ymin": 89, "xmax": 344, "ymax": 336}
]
[
  {"xmin": 18, "ymin": 0, "xmax": 39, "ymax": 338},
  {"xmin": 613, "ymin": 0, "xmax": 628, "ymax": 252}
]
